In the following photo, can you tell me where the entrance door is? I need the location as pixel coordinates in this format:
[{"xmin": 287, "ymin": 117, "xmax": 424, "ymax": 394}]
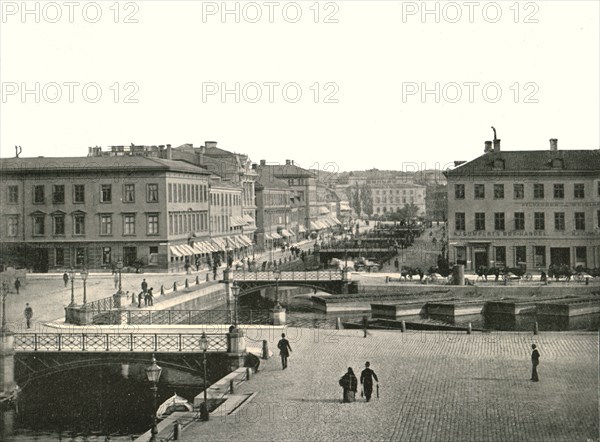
[
  {"xmin": 550, "ymin": 248, "xmax": 570, "ymax": 266},
  {"xmin": 32, "ymin": 248, "xmax": 49, "ymax": 273},
  {"xmin": 474, "ymin": 251, "xmax": 488, "ymax": 270}
]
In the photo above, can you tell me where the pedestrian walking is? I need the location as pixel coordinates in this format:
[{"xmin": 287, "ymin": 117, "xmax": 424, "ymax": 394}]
[
  {"xmin": 138, "ymin": 291, "xmax": 143, "ymax": 308},
  {"xmin": 63, "ymin": 272, "xmax": 69, "ymax": 287},
  {"xmin": 14, "ymin": 277, "xmax": 21, "ymax": 294},
  {"xmin": 113, "ymin": 272, "xmax": 119, "ymax": 289},
  {"xmin": 531, "ymin": 344, "xmax": 540, "ymax": 382},
  {"xmin": 362, "ymin": 315, "xmax": 368, "ymax": 338},
  {"xmin": 141, "ymin": 278, "xmax": 148, "ymax": 294},
  {"xmin": 277, "ymin": 333, "xmax": 292, "ymax": 370},
  {"xmin": 24, "ymin": 303, "xmax": 33, "ymax": 329},
  {"xmin": 360, "ymin": 362, "xmax": 379, "ymax": 402},
  {"xmin": 339, "ymin": 367, "xmax": 358, "ymax": 403}
]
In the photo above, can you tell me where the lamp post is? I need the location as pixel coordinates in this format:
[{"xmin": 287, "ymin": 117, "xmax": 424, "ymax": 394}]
[
  {"xmin": 231, "ymin": 283, "xmax": 240, "ymax": 328},
  {"xmin": 80, "ymin": 269, "xmax": 88, "ymax": 306},
  {"xmin": 116, "ymin": 260, "xmax": 123, "ymax": 295},
  {"xmin": 145, "ymin": 354, "xmax": 162, "ymax": 441},
  {"xmin": 199, "ymin": 332, "xmax": 210, "ymax": 421},
  {"xmin": 1, "ymin": 281, "xmax": 9, "ymax": 333},
  {"xmin": 68, "ymin": 268, "xmax": 76, "ymax": 306},
  {"xmin": 273, "ymin": 268, "xmax": 281, "ymax": 308}
]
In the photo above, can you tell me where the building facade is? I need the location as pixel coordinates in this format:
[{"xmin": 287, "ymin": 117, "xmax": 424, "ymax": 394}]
[
  {"xmin": 445, "ymin": 139, "xmax": 600, "ymax": 271},
  {"xmin": 0, "ymin": 156, "xmax": 211, "ymax": 272}
]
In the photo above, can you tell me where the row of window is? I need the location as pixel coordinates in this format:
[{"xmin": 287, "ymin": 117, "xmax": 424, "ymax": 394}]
[
  {"xmin": 5, "ymin": 213, "xmax": 159, "ymax": 237},
  {"xmin": 454, "ymin": 211, "xmax": 597, "ymax": 231},
  {"xmin": 210, "ymin": 192, "xmax": 241, "ymax": 207},
  {"xmin": 211, "ymin": 214, "xmax": 242, "ymax": 234},
  {"xmin": 375, "ymin": 205, "xmax": 422, "ymax": 214},
  {"xmin": 264, "ymin": 191, "xmax": 289, "ymax": 207},
  {"xmin": 50, "ymin": 245, "xmax": 149, "ymax": 267},
  {"xmin": 168, "ymin": 183, "xmax": 208, "ymax": 204},
  {"xmin": 374, "ymin": 189, "xmax": 419, "ymax": 195},
  {"xmin": 454, "ymin": 183, "xmax": 591, "ymax": 200},
  {"xmin": 168, "ymin": 211, "xmax": 209, "ymax": 235},
  {"xmin": 6, "ymin": 184, "xmax": 161, "ymax": 205},
  {"xmin": 456, "ymin": 245, "xmax": 588, "ymax": 268},
  {"xmin": 375, "ymin": 197, "xmax": 415, "ymax": 204}
]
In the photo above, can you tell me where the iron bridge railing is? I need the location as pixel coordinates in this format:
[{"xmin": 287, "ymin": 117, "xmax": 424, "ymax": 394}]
[
  {"xmin": 122, "ymin": 309, "xmax": 270, "ymax": 325},
  {"xmin": 13, "ymin": 332, "xmax": 228, "ymax": 353},
  {"xmin": 230, "ymin": 270, "xmax": 343, "ymax": 281},
  {"xmin": 83, "ymin": 296, "xmax": 115, "ymax": 314}
]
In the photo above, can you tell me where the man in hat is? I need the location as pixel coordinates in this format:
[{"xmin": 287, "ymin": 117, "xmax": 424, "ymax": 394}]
[
  {"xmin": 360, "ymin": 362, "xmax": 379, "ymax": 402},
  {"xmin": 277, "ymin": 333, "xmax": 292, "ymax": 370}
]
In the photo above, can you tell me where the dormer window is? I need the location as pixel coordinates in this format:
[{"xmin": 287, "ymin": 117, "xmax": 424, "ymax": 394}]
[
  {"xmin": 493, "ymin": 159, "xmax": 505, "ymax": 170},
  {"xmin": 551, "ymin": 158, "xmax": 564, "ymax": 169}
]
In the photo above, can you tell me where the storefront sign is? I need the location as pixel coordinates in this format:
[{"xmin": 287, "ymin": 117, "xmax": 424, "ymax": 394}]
[{"xmin": 453, "ymin": 231, "xmax": 547, "ymax": 237}]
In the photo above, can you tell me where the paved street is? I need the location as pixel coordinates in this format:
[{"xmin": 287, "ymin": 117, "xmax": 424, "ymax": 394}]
[{"xmin": 179, "ymin": 328, "xmax": 598, "ymax": 442}]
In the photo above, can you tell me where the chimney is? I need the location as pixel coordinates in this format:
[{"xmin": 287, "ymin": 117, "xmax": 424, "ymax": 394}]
[
  {"xmin": 286, "ymin": 159, "xmax": 291, "ymax": 165},
  {"xmin": 549, "ymin": 138, "xmax": 558, "ymax": 151},
  {"xmin": 493, "ymin": 139, "xmax": 501, "ymax": 152},
  {"xmin": 260, "ymin": 159, "xmax": 266, "ymax": 166},
  {"xmin": 205, "ymin": 141, "xmax": 217, "ymax": 149},
  {"xmin": 166, "ymin": 144, "xmax": 172, "ymax": 160},
  {"xmin": 252, "ymin": 163, "xmax": 257, "ymax": 170},
  {"xmin": 484, "ymin": 141, "xmax": 493, "ymax": 153}
]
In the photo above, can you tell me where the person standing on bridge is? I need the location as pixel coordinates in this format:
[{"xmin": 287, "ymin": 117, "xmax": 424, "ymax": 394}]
[
  {"xmin": 360, "ymin": 362, "xmax": 379, "ymax": 402},
  {"xmin": 24, "ymin": 303, "xmax": 33, "ymax": 329},
  {"xmin": 277, "ymin": 333, "xmax": 292, "ymax": 370}
]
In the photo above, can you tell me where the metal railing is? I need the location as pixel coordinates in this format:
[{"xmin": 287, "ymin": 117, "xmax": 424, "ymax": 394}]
[
  {"xmin": 121, "ymin": 309, "xmax": 270, "ymax": 325},
  {"xmin": 231, "ymin": 270, "xmax": 343, "ymax": 281},
  {"xmin": 83, "ymin": 296, "xmax": 115, "ymax": 314},
  {"xmin": 13, "ymin": 332, "xmax": 228, "ymax": 353}
]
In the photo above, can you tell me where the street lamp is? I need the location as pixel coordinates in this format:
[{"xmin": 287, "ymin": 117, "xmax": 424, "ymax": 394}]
[
  {"xmin": 273, "ymin": 268, "xmax": 281, "ymax": 308},
  {"xmin": 199, "ymin": 332, "xmax": 210, "ymax": 421},
  {"xmin": 68, "ymin": 268, "xmax": 76, "ymax": 306},
  {"xmin": 231, "ymin": 283, "xmax": 241, "ymax": 328},
  {"xmin": 116, "ymin": 260, "xmax": 124, "ymax": 295},
  {"xmin": 80, "ymin": 269, "xmax": 88, "ymax": 305},
  {"xmin": 145, "ymin": 354, "xmax": 162, "ymax": 441}
]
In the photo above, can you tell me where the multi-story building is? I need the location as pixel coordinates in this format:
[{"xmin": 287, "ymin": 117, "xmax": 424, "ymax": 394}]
[
  {"xmin": 445, "ymin": 139, "xmax": 600, "ymax": 271},
  {"xmin": 0, "ymin": 155, "xmax": 211, "ymax": 272},
  {"xmin": 208, "ymin": 176, "xmax": 251, "ymax": 264},
  {"xmin": 172, "ymin": 142, "xmax": 257, "ymax": 246},
  {"xmin": 254, "ymin": 172, "xmax": 295, "ymax": 249},
  {"xmin": 372, "ymin": 183, "xmax": 426, "ymax": 217}
]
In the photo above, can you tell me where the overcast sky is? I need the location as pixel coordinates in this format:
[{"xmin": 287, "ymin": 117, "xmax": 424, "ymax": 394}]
[{"xmin": 1, "ymin": 1, "xmax": 598, "ymax": 172}]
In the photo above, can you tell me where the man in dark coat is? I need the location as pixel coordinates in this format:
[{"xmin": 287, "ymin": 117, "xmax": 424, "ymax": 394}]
[
  {"xmin": 531, "ymin": 344, "xmax": 540, "ymax": 382},
  {"xmin": 14, "ymin": 277, "xmax": 21, "ymax": 294},
  {"xmin": 339, "ymin": 367, "xmax": 358, "ymax": 403},
  {"xmin": 63, "ymin": 272, "xmax": 69, "ymax": 287},
  {"xmin": 24, "ymin": 303, "xmax": 33, "ymax": 329},
  {"xmin": 360, "ymin": 362, "xmax": 379, "ymax": 402},
  {"xmin": 277, "ymin": 333, "xmax": 292, "ymax": 369}
]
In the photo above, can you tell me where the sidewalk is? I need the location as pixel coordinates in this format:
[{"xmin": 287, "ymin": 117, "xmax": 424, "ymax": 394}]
[{"xmin": 177, "ymin": 328, "xmax": 598, "ymax": 442}]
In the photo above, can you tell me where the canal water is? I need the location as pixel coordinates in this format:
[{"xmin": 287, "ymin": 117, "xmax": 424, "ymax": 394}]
[{"xmin": 3, "ymin": 291, "xmax": 598, "ymax": 440}]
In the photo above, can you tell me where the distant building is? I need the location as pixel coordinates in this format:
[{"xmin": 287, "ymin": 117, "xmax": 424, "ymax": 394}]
[{"xmin": 445, "ymin": 138, "xmax": 600, "ymax": 271}]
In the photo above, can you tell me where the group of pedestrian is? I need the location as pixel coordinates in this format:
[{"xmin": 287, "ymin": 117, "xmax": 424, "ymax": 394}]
[
  {"xmin": 339, "ymin": 362, "xmax": 379, "ymax": 403},
  {"xmin": 137, "ymin": 279, "xmax": 153, "ymax": 307}
]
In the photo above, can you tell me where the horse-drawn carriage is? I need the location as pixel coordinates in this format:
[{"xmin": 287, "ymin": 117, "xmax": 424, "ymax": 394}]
[{"xmin": 475, "ymin": 266, "xmax": 533, "ymax": 283}]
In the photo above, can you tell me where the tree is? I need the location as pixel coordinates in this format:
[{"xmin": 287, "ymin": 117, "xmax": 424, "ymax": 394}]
[
  {"xmin": 361, "ymin": 183, "xmax": 373, "ymax": 216},
  {"xmin": 351, "ymin": 183, "xmax": 361, "ymax": 215}
]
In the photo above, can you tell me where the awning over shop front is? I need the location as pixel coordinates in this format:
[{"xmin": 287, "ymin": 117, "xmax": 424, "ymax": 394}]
[
  {"xmin": 271, "ymin": 232, "xmax": 282, "ymax": 239},
  {"xmin": 242, "ymin": 214, "xmax": 255, "ymax": 224},
  {"xmin": 330, "ymin": 216, "xmax": 342, "ymax": 225},
  {"xmin": 211, "ymin": 238, "xmax": 227, "ymax": 250},
  {"xmin": 238, "ymin": 235, "xmax": 253, "ymax": 246},
  {"xmin": 191, "ymin": 243, "xmax": 204, "ymax": 254},
  {"xmin": 169, "ymin": 246, "xmax": 184, "ymax": 257},
  {"xmin": 230, "ymin": 216, "xmax": 247, "ymax": 227},
  {"xmin": 310, "ymin": 221, "xmax": 321, "ymax": 230},
  {"xmin": 179, "ymin": 245, "xmax": 196, "ymax": 256},
  {"xmin": 280, "ymin": 229, "xmax": 292, "ymax": 237},
  {"xmin": 298, "ymin": 225, "xmax": 307, "ymax": 233}
]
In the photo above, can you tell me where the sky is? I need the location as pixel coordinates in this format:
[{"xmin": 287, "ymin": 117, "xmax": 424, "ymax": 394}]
[{"xmin": 1, "ymin": 0, "xmax": 599, "ymax": 172}]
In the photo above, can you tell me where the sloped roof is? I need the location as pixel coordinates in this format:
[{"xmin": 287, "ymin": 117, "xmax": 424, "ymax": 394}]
[
  {"xmin": 446, "ymin": 150, "xmax": 600, "ymax": 177},
  {"xmin": 0, "ymin": 156, "xmax": 211, "ymax": 175},
  {"xmin": 258, "ymin": 163, "xmax": 315, "ymax": 178},
  {"xmin": 255, "ymin": 171, "xmax": 291, "ymax": 191}
]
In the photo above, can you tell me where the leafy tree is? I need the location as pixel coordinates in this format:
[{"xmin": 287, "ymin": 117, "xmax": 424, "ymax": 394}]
[
  {"xmin": 352, "ymin": 183, "xmax": 361, "ymax": 215},
  {"xmin": 361, "ymin": 183, "xmax": 373, "ymax": 216}
]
